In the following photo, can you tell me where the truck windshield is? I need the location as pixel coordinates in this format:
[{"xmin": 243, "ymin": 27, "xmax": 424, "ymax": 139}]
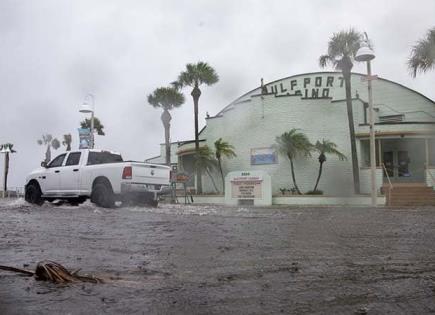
[{"xmin": 87, "ymin": 151, "xmax": 123, "ymax": 165}]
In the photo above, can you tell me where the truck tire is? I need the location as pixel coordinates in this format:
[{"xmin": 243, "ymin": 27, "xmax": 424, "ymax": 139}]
[
  {"xmin": 91, "ymin": 183, "xmax": 115, "ymax": 208},
  {"xmin": 25, "ymin": 182, "xmax": 44, "ymax": 206}
]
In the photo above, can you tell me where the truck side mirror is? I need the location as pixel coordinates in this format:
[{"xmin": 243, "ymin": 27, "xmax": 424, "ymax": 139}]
[{"xmin": 41, "ymin": 161, "xmax": 48, "ymax": 168}]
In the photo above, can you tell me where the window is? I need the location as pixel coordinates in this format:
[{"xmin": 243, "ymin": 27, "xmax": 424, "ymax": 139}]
[
  {"xmin": 65, "ymin": 152, "xmax": 81, "ymax": 166},
  {"xmin": 87, "ymin": 151, "xmax": 123, "ymax": 165},
  {"xmin": 48, "ymin": 154, "xmax": 66, "ymax": 168}
]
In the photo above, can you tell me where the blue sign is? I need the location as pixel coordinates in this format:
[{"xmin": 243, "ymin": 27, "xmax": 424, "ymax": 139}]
[
  {"xmin": 78, "ymin": 128, "xmax": 91, "ymax": 149},
  {"xmin": 251, "ymin": 147, "xmax": 277, "ymax": 165}
]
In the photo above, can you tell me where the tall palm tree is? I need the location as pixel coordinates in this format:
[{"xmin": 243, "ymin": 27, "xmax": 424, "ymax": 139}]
[
  {"xmin": 275, "ymin": 129, "xmax": 313, "ymax": 195},
  {"xmin": 408, "ymin": 27, "xmax": 435, "ymax": 77},
  {"xmin": 1, "ymin": 143, "xmax": 16, "ymax": 194},
  {"xmin": 214, "ymin": 138, "xmax": 236, "ymax": 192},
  {"xmin": 312, "ymin": 139, "xmax": 347, "ymax": 192},
  {"xmin": 319, "ymin": 28, "xmax": 364, "ymax": 194},
  {"xmin": 194, "ymin": 146, "xmax": 219, "ymax": 193},
  {"xmin": 147, "ymin": 87, "xmax": 185, "ymax": 166},
  {"xmin": 37, "ymin": 134, "xmax": 60, "ymax": 163},
  {"xmin": 173, "ymin": 61, "xmax": 219, "ymax": 194},
  {"xmin": 62, "ymin": 134, "xmax": 72, "ymax": 151}
]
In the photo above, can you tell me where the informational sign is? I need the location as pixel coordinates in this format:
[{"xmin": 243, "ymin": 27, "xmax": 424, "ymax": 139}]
[
  {"xmin": 251, "ymin": 147, "xmax": 277, "ymax": 165},
  {"xmin": 225, "ymin": 170, "xmax": 272, "ymax": 206},
  {"xmin": 231, "ymin": 178, "xmax": 262, "ymax": 199},
  {"xmin": 78, "ymin": 128, "xmax": 91, "ymax": 149}
]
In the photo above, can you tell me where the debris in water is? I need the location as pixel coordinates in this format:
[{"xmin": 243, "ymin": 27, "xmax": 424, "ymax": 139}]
[{"xmin": 0, "ymin": 260, "xmax": 102, "ymax": 283}]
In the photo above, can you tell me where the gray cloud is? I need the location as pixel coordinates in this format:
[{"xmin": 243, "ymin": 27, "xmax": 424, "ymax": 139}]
[{"xmin": 1, "ymin": 0, "xmax": 434, "ymax": 188}]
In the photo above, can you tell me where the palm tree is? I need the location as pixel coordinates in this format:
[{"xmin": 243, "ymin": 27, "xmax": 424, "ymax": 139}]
[
  {"xmin": 37, "ymin": 134, "xmax": 60, "ymax": 163},
  {"xmin": 275, "ymin": 129, "xmax": 313, "ymax": 195},
  {"xmin": 147, "ymin": 87, "xmax": 185, "ymax": 166},
  {"xmin": 214, "ymin": 138, "xmax": 236, "ymax": 192},
  {"xmin": 319, "ymin": 28, "xmax": 364, "ymax": 194},
  {"xmin": 194, "ymin": 146, "xmax": 219, "ymax": 193},
  {"xmin": 1, "ymin": 143, "xmax": 16, "ymax": 194},
  {"xmin": 312, "ymin": 139, "xmax": 347, "ymax": 192},
  {"xmin": 408, "ymin": 27, "xmax": 435, "ymax": 77},
  {"xmin": 80, "ymin": 117, "xmax": 105, "ymax": 135},
  {"xmin": 62, "ymin": 134, "xmax": 72, "ymax": 151},
  {"xmin": 173, "ymin": 61, "xmax": 219, "ymax": 194}
]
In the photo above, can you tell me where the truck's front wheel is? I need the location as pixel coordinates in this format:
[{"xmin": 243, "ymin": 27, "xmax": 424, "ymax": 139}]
[
  {"xmin": 91, "ymin": 183, "xmax": 115, "ymax": 208},
  {"xmin": 25, "ymin": 182, "xmax": 44, "ymax": 206}
]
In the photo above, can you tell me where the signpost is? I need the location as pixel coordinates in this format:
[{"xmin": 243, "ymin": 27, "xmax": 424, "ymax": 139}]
[
  {"xmin": 225, "ymin": 170, "xmax": 272, "ymax": 206},
  {"xmin": 170, "ymin": 171, "xmax": 192, "ymax": 204}
]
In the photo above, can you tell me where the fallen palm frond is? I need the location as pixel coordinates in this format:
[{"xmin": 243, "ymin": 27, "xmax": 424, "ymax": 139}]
[{"xmin": 0, "ymin": 260, "xmax": 102, "ymax": 284}]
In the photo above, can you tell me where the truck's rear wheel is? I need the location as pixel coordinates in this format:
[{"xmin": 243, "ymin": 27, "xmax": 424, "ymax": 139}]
[
  {"xmin": 25, "ymin": 182, "xmax": 44, "ymax": 206},
  {"xmin": 91, "ymin": 183, "xmax": 115, "ymax": 208},
  {"xmin": 149, "ymin": 199, "xmax": 158, "ymax": 207}
]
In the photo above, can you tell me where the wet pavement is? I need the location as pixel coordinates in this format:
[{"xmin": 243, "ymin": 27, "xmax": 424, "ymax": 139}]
[{"xmin": 1, "ymin": 199, "xmax": 435, "ymax": 314}]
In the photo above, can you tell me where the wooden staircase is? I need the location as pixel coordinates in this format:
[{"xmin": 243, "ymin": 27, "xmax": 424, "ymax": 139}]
[{"xmin": 384, "ymin": 183, "xmax": 435, "ymax": 206}]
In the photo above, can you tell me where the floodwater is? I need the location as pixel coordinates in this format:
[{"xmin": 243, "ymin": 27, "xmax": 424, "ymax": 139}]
[{"xmin": 1, "ymin": 199, "xmax": 435, "ymax": 314}]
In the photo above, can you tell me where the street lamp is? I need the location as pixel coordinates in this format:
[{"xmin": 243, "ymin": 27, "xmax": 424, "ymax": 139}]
[
  {"xmin": 0, "ymin": 143, "xmax": 16, "ymax": 198},
  {"xmin": 355, "ymin": 32, "xmax": 377, "ymax": 206},
  {"xmin": 79, "ymin": 94, "xmax": 95, "ymax": 149}
]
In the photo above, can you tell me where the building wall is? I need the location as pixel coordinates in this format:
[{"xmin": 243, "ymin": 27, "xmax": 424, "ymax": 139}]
[{"xmin": 200, "ymin": 72, "xmax": 435, "ymax": 196}]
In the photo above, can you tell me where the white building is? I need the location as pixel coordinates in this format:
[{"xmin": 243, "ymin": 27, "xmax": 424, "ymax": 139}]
[{"xmin": 148, "ymin": 72, "xmax": 435, "ymax": 197}]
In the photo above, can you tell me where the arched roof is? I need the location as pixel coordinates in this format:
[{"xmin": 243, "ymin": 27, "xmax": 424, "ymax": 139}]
[{"xmin": 213, "ymin": 71, "xmax": 435, "ymax": 118}]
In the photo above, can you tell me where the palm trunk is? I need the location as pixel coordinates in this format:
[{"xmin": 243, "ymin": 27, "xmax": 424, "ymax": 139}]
[
  {"xmin": 3, "ymin": 152, "xmax": 9, "ymax": 194},
  {"xmin": 45, "ymin": 144, "xmax": 51, "ymax": 163},
  {"xmin": 161, "ymin": 109, "xmax": 172, "ymax": 166},
  {"xmin": 205, "ymin": 168, "xmax": 219, "ymax": 193},
  {"xmin": 343, "ymin": 68, "xmax": 360, "ymax": 194},
  {"xmin": 288, "ymin": 155, "xmax": 301, "ymax": 194},
  {"xmin": 218, "ymin": 157, "xmax": 225, "ymax": 193},
  {"xmin": 313, "ymin": 161, "xmax": 324, "ymax": 192},
  {"xmin": 191, "ymin": 85, "xmax": 202, "ymax": 194}
]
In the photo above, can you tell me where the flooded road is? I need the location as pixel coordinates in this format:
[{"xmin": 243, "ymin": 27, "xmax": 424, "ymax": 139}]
[{"xmin": 1, "ymin": 199, "xmax": 435, "ymax": 314}]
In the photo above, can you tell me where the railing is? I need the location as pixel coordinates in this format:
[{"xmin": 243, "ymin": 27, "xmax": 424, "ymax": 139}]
[
  {"xmin": 381, "ymin": 163, "xmax": 393, "ymax": 206},
  {"xmin": 1, "ymin": 187, "xmax": 24, "ymax": 198},
  {"xmin": 426, "ymin": 164, "xmax": 435, "ymax": 188}
]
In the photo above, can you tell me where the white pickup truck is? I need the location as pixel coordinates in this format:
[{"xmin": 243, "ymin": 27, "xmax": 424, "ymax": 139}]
[{"xmin": 25, "ymin": 149, "xmax": 171, "ymax": 208}]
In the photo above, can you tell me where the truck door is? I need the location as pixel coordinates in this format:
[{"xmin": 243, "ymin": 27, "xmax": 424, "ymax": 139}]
[
  {"xmin": 43, "ymin": 153, "xmax": 67, "ymax": 194},
  {"xmin": 61, "ymin": 152, "xmax": 82, "ymax": 194}
]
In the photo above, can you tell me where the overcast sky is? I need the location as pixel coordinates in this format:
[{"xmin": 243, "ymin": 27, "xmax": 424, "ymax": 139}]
[{"xmin": 1, "ymin": 0, "xmax": 434, "ymax": 188}]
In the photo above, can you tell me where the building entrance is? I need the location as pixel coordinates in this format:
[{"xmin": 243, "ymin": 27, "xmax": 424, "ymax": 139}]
[{"xmin": 381, "ymin": 139, "xmax": 425, "ymax": 183}]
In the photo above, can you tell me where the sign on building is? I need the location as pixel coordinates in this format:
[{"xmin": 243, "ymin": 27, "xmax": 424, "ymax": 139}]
[
  {"xmin": 250, "ymin": 147, "xmax": 277, "ymax": 165},
  {"xmin": 225, "ymin": 170, "xmax": 272, "ymax": 206}
]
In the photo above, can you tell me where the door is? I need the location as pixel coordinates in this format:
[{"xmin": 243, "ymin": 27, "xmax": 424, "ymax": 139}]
[
  {"xmin": 397, "ymin": 151, "xmax": 411, "ymax": 178},
  {"xmin": 383, "ymin": 150, "xmax": 412, "ymax": 182},
  {"xmin": 43, "ymin": 153, "xmax": 67, "ymax": 194},
  {"xmin": 61, "ymin": 152, "xmax": 82, "ymax": 194}
]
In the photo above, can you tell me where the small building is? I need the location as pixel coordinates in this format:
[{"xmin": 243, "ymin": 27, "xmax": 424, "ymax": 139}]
[{"xmin": 147, "ymin": 72, "xmax": 435, "ymax": 197}]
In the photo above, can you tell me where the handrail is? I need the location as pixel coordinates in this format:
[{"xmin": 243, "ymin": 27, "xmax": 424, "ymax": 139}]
[
  {"xmin": 426, "ymin": 164, "xmax": 435, "ymax": 187},
  {"xmin": 381, "ymin": 163, "xmax": 393, "ymax": 206}
]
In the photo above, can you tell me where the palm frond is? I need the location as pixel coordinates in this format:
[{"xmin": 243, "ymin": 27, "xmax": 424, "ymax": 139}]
[
  {"xmin": 320, "ymin": 28, "xmax": 364, "ymax": 71},
  {"xmin": 315, "ymin": 139, "xmax": 347, "ymax": 161},
  {"xmin": 275, "ymin": 129, "xmax": 313, "ymax": 159},
  {"xmin": 408, "ymin": 27, "xmax": 435, "ymax": 77},
  {"xmin": 147, "ymin": 87, "xmax": 185, "ymax": 110},
  {"xmin": 214, "ymin": 138, "xmax": 236, "ymax": 160},
  {"xmin": 176, "ymin": 61, "xmax": 219, "ymax": 88}
]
